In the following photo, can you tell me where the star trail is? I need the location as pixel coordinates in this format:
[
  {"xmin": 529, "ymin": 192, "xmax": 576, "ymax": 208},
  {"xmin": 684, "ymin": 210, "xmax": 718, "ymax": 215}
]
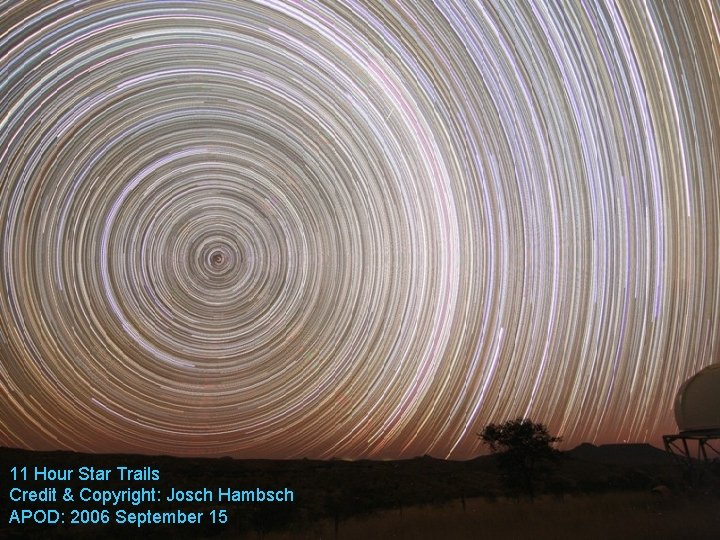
[{"xmin": 1, "ymin": 1, "xmax": 719, "ymax": 459}]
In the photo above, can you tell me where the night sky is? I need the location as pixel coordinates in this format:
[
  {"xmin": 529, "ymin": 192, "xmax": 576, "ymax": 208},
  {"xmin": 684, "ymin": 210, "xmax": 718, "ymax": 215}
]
[{"xmin": 1, "ymin": 1, "xmax": 719, "ymax": 460}]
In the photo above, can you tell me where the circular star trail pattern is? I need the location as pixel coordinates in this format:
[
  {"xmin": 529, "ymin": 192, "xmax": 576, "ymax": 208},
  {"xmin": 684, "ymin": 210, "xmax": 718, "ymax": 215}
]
[{"xmin": 1, "ymin": 1, "xmax": 719, "ymax": 459}]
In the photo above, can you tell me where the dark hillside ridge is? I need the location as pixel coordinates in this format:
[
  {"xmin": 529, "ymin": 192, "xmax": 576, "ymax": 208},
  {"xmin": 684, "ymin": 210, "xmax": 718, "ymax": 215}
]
[{"xmin": 568, "ymin": 443, "xmax": 673, "ymax": 465}]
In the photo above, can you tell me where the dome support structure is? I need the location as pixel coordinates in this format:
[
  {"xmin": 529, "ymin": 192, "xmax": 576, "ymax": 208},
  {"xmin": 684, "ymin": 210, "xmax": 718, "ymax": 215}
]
[
  {"xmin": 662, "ymin": 431, "xmax": 720, "ymax": 487},
  {"xmin": 663, "ymin": 431, "xmax": 720, "ymax": 463},
  {"xmin": 663, "ymin": 364, "xmax": 720, "ymax": 485}
]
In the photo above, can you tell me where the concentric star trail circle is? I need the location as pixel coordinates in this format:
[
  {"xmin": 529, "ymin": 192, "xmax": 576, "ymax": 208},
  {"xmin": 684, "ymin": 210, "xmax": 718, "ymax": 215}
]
[{"xmin": 1, "ymin": 1, "xmax": 719, "ymax": 458}]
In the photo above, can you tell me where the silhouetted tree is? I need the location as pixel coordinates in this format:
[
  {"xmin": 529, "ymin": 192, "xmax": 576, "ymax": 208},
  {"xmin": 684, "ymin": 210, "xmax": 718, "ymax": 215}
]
[{"xmin": 480, "ymin": 418, "xmax": 561, "ymax": 499}]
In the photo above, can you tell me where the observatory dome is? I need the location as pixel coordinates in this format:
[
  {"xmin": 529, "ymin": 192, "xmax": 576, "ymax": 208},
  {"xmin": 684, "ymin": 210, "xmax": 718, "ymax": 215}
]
[{"xmin": 674, "ymin": 364, "xmax": 720, "ymax": 433}]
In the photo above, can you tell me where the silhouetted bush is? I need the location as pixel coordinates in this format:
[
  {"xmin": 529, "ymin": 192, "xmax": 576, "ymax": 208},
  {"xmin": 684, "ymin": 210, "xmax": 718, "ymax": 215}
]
[{"xmin": 480, "ymin": 418, "xmax": 561, "ymax": 499}]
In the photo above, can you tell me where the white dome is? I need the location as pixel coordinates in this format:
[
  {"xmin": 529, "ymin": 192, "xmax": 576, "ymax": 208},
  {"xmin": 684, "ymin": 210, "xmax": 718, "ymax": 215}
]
[{"xmin": 674, "ymin": 364, "xmax": 720, "ymax": 433}]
